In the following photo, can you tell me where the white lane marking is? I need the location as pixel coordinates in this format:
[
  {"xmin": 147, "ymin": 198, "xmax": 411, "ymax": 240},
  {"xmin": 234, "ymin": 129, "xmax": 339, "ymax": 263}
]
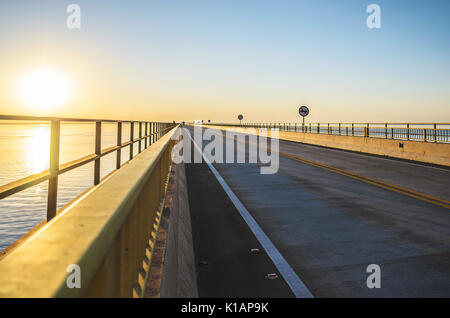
[{"xmin": 189, "ymin": 134, "xmax": 313, "ymax": 298}]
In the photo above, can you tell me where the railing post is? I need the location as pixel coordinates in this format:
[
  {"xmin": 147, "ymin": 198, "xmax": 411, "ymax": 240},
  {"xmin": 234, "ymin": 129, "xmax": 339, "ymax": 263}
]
[
  {"xmin": 434, "ymin": 124, "xmax": 437, "ymax": 143},
  {"xmin": 424, "ymin": 128, "xmax": 427, "ymax": 142},
  {"xmin": 406, "ymin": 123, "xmax": 410, "ymax": 140},
  {"xmin": 338, "ymin": 123, "xmax": 341, "ymax": 135},
  {"xmin": 130, "ymin": 122, "xmax": 134, "ymax": 160},
  {"xmin": 138, "ymin": 122, "xmax": 142, "ymax": 153},
  {"xmin": 365, "ymin": 123, "xmax": 369, "ymax": 137},
  {"xmin": 47, "ymin": 120, "xmax": 60, "ymax": 221},
  {"xmin": 94, "ymin": 121, "xmax": 102, "ymax": 185},
  {"xmin": 145, "ymin": 122, "xmax": 148, "ymax": 148},
  {"xmin": 391, "ymin": 127, "xmax": 394, "ymax": 139},
  {"xmin": 317, "ymin": 123, "xmax": 320, "ymax": 134},
  {"xmin": 116, "ymin": 122, "xmax": 122, "ymax": 169},
  {"xmin": 328, "ymin": 123, "xmax": 330, "ymax": 135},
  {"xmin": 149, "ymin": 122, "xmax": 153, "ymax": 145},
  {"xmin": 152, "ymin": 122, "xmax": 155, "ymax": 144},
  {"xmin": 385, "ymin": 123, "xmax": 388, "ymax": 139},
  {"xmin": 352, "ymin": 123, "xmax": 354, "ymax": 136}
]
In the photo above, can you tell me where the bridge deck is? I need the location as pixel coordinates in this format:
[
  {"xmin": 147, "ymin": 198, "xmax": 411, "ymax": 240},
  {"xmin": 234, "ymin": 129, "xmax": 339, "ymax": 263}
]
[{"xmin": 186, "ymin": 126, "xmax": 450, "ymax": 297}]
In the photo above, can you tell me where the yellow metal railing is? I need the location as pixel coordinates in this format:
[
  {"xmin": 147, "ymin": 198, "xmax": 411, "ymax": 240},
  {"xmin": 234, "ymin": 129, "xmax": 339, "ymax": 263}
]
[
  {"xmin": 0, "ymin": 115, "xmax": 175, "ymax": 221},
  {"xmin": 0, "ymin": 123, "xmax": 179, "ymax": 297}
]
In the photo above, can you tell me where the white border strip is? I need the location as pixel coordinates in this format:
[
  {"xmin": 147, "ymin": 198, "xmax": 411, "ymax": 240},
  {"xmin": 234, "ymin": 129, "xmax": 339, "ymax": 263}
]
[{"xmin": 189, "ymin": 134, "xmax": 313, "ymax": 298}]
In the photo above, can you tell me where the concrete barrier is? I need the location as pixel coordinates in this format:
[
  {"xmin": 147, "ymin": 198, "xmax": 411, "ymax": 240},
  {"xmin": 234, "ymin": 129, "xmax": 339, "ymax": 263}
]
[
  {"xmin": 202, "ymin": 125, "xmax": 450, "ymax": 167},
  {"xmin": 146, "ymin": 163, "xmax": 198, "ymax": 298}
]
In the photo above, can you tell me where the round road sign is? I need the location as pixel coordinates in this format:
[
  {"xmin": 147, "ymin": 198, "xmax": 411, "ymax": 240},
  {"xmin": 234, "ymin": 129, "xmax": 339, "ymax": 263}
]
[
  {"xmin": 299, "ymin": 106, "xmax": 309, "ymax": 117},
  {"xmin": 238, "ymin": 114, "xmax": 243, "ymax": 120}
]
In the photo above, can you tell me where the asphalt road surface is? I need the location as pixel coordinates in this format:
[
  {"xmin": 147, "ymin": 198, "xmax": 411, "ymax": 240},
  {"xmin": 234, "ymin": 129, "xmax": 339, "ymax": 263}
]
[{"xmin": 184, "ymin": 126, "xmax": 450, "ymax": 297}]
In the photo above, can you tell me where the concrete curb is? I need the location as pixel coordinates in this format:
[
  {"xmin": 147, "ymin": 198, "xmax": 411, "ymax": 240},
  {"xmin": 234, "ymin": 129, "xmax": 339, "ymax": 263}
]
[{"xmin": 145, "ymin": 163, "xmax": 198, "ymax": 298}]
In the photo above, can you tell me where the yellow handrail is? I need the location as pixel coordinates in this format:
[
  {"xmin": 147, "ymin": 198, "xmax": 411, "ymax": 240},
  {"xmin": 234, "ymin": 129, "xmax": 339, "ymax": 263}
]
[
  {"xmin": 0, "ymin": 125, "xmax": 179, "ymax": 297},
  {"xmin": 0, "ymin": 115, "xmax": 175, "ymax": 221}
]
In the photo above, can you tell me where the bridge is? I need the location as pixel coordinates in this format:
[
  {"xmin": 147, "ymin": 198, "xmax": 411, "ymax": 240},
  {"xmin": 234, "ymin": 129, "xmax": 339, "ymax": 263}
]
[{"xmin": 0, "ymin": 116, "xmax": 449, "ymax": 297}]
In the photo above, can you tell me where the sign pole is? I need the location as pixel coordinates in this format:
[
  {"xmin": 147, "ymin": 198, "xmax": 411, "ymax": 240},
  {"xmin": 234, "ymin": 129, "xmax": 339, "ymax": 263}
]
[{"xmin": 298, "ymin": 105, "xmax": 309, "ymax": 133}]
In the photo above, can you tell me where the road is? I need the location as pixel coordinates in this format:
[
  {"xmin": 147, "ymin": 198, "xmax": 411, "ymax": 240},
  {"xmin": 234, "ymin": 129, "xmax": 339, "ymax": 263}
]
[{"xmin": 184, "ymin": 126, "xmax": 450, "ymax": 297}]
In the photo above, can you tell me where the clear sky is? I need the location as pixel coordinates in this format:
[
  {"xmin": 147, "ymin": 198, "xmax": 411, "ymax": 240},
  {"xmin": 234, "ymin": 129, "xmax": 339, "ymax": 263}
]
[{"xmin": 0, "ymin": 0, "xmax": 449, "ymax": 123}]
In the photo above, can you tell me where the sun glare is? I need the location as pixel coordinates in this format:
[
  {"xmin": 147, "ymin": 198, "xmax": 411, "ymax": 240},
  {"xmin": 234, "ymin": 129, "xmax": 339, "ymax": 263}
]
[
  {"xmin": 17, "ymin": 68, "xmax": 72, "ymax": 110},
  {"xmin": 26, "ymin": 125, "xmax": 50, "ymax": 174}
]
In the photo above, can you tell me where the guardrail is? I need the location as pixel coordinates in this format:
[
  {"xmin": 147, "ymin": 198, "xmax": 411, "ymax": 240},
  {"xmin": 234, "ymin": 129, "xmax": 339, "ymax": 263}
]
[
  {"xmin": 0, "ymin": 115, "xmax": 176, "ymax": 221},
  {"xmin": 0, "ymin": 119, "xmax": 179, "ymax": 297},
  {"xmin": 208, "ymin": 122, "xmax": 450, "ymax": 143}
]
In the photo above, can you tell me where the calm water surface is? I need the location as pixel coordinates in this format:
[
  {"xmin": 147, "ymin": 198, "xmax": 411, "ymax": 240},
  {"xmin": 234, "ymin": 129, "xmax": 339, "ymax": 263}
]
[{"xmin": 0, "ymin": 122, "xmax": 140, "ymax": 250}]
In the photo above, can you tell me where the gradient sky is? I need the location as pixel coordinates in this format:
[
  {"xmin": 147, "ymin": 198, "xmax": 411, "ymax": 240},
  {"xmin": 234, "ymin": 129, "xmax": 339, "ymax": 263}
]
[{"xmin": 0, "ymin": 0, "xmax": 449, "ymax": 123}]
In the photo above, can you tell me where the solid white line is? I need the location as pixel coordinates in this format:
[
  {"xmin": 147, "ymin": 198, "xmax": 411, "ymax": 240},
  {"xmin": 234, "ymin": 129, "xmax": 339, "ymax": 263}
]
[{"xmin": 189, "ymin": 134, "xmax": 313, "ymax": 298}]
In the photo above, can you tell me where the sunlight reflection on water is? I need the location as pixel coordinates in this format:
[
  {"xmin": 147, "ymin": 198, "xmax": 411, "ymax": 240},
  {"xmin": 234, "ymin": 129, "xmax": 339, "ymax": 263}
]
[{"xmin": 0, "ymin": 122, "xmax": 135, "ymax": 250}]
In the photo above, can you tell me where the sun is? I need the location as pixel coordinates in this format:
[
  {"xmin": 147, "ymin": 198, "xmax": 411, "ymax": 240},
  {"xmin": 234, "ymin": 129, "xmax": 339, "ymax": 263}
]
[{"xmin": 16, "ymin": 67, "xmax": 72, "ymax": 110}]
